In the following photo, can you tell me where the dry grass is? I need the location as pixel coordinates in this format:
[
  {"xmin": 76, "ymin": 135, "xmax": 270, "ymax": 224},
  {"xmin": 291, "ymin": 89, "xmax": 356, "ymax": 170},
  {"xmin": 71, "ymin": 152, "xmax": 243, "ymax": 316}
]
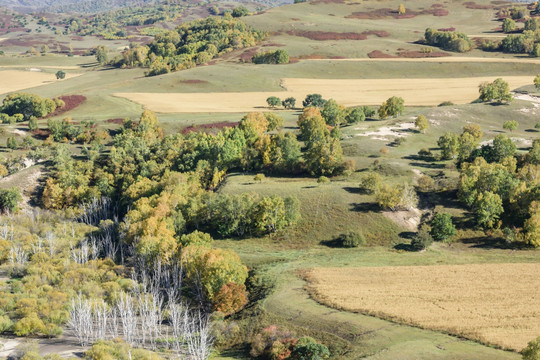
[
  {"xmin": 0, "ymin": 70, "xmax": 80, "ymax": 94},
  {"xmin": 114, "ymin": 75, "xmax": 533, "ymax": 112},
  {"xmin": 304, "ymin": 263, "xmax": 540, "ymax": 351}
]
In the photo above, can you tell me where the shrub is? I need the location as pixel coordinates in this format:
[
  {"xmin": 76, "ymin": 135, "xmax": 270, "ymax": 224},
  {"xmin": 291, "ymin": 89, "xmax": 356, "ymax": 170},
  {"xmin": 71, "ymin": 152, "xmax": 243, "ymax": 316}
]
[
  {"xmin": 231, "ymin": 6, "xmax": 249, "ymax": 17},
  {"xmin": 359, "ymin": 171, "xmax": 381, "ymax": 194},
  {"xmin": 0, "ymin": 188, "xmax": 22, "ymax": 213},
  {"xmin": 417, "ymin": 175, "xmax": 435, "ymax": 192},
  {"xmin": 0, "ymin": 315, "xmax": 13, "ymax": 333},
  {"xmin": 410, "ymin": 228, "xmax": 433, "ymax": 251},
  {"xmin": 290, "ymin": 337, "xmax": 330, "ymax": 360},
  {"xmin": 317, "ymin": 176, "xmax": 330, "ymax": 184},
  {"xmin": 252, "ymin": 49, "xmax": 289, "ymax": 64},
  {"xmin": 250, "ymin": 325, "xmax": 297, "ymax": 360},
  {"xmin": 438, "ymin": 101, "xmax": 454, "ymax": 107},
  {"xmin": 424, "ymin": 28, "xmax": 472, "ymax": 52},
  {"xmin": 338, "ymin": 231, "xmax": 366, "ymax": 248},
  {"xmin": 430, "ymin": 212, "xmax": 456, "ymax": 241},
  {"xmin": 212, "ymin": 282, "xmax": 248, "ymax": 315},
  {"xmin": 522, "ymin": 336, "xmax": 540, "ymax": 360}
]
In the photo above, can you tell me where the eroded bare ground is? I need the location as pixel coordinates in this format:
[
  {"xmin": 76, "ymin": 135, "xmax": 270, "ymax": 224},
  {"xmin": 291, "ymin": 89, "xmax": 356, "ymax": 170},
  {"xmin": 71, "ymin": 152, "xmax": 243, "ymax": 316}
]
[{"xmin": 0, "ymin": 164, "xmax": 44, "ymax": 210}]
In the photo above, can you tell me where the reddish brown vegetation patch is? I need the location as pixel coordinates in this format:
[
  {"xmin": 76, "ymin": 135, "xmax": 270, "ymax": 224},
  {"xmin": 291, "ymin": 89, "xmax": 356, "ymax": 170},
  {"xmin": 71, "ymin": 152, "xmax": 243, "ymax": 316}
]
[
  {"xmin": 181, "ymin": 122, "xmax": 239, "ymax": 135},
  {"xmin": 262, "ymin": 43, "xmax": 285, "ymax": 47},
  {"xmin": 438, "ymin": 27, "xmax": 456, "ymax": 32},
  {"xmin": 180, "ymin": 79, "xmax": 208, "ymax": 84},
  {"xmin": 368, "ymin": 49, "xmax": 450, "ymax": 58},
  {"xmin": 368, "ymin": 50, "xmax": 397, "ymax": 58},
  {"xmin": 346, "ymin": 7, "xmax": 448, "ymax": 20},
  {"xmin": 463, "ymin": 1, "xmax": 493, "ymax": 9},
  {"xmin": 44, "ymin": 95, "xmax": 87, "ymax": 119},
  {"xmin": 239, "ymin": 47, "xmax": 259, "ymax": 62},
  {"xmin": 106, "ymin": 118, "xmax": 124, "ymax": 125},
  {"xmin": 286, "ymin": 30, "xmax": 390, "ymax": 41},
  {"xmin": 491, "ymin": 0, "xmax": 510, "ymax": 4},
  {"xmin": 30, "ymin": 129, "xmax": 51, "ymax": 140}
]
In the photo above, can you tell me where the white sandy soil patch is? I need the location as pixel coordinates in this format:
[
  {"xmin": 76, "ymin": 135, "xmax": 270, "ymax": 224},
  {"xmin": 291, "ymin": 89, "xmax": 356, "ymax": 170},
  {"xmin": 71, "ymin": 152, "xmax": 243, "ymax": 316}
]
[
  {"xmin": 383, "ymin": 207, "xmax": 422, "ymax": 231},
  {"xmin": 115, "ymin": 76, "xmax": 534, "ymax": 112},
  {"xmin": 0, "ymin": 70, "xmax": 81, "ymax": 94},
  {"xmin": 355, "ymin": 122, "xmax": 415, "ymax": 141},
  {"xmin": 304, "ymin": 56, "xmax": 540, "ymax": 64}
]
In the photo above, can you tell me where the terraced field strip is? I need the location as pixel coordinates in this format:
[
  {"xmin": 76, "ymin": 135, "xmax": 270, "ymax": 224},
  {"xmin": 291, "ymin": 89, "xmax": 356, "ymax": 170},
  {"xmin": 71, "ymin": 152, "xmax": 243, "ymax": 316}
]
[
  {"xmin": 0, "ymin": 70, "xmax": 81, "ymax": 94},
  {"xmin": 114, "ymin": 76, "xmax": 533, "ymax": 112},
  {"xmin": 304, "ymin": 263, "xmax": 540, "ymax": 351},
  {"xmin": 303, "ymin": 57, "xmax": 540, "ymax": 64}
]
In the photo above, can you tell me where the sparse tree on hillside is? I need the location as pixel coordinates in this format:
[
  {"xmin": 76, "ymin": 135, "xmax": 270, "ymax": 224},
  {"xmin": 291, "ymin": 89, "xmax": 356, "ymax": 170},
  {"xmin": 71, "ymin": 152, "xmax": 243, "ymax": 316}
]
[
  {"xmin": 534, "ymin": 74, "xmax": 540, "ymax": 90},
  {"xmin": 503, "ymin": 120, "xmax": 519, "ymax": 132},
  {"xmin": 430, "ymin": 213, "xmax": 456, "ymax": 241},
  {"xmin": 302, "ymin": 94, "xmax": 326, "ymax": 108},
  {"xmin": 55, "ymin": 70, "xmax": 66, "ymax": 80},
  {"xmin": 415, "ymin": 115, "xmax": 429, "ymax": 133},
  {"xmin": 378, "ymin": 96, "xmax": 404, "ymax": 119},
  {"xmin": 282, "ymin": 97, "xmax": 296, "ymax": 109},
  {"xmin": 266, "ymin": 96, "xmax": 281, "ymax": 108},
  {"xmin": 502, "ymin": 18, "xmax": 516, "ymax": 33},
  {"xmin": 95, "ymin": 45, "xmax": 108, "ymax": 65},
  {"xmin": 479, "ymin": 78, "xmax": 512, "ymax": 104},
  {"xmin": 522, "ymin": 336, "xmax": 540, "ymax": 360}
]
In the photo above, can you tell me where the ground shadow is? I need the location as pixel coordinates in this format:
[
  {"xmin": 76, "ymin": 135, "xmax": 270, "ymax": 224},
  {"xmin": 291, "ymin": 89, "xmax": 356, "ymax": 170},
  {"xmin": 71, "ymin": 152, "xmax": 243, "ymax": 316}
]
[
  {"xmin": 351, "ymin": 202, "xmax": 379, "ymax": 212},
  {"xmin": 408, "ymin": 162, "xmax": 446, "ymax": 169},
  {"xmin": 343, "ymin": 186, "xmax": 364, "ymax": 194}
]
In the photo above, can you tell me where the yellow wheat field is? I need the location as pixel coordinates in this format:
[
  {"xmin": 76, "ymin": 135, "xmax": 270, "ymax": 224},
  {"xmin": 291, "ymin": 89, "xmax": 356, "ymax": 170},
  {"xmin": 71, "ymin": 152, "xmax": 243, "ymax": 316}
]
[
  {"xmin": 0, "ymin": 70, "xmax": 80, "ymax": 95},
  {"xmin": 114, "ymin": 76, "xmax": 533, "ymax": 112},
  {"xmin": 304, "ymin": 263, "xmax": 540, "ymax": 351}
]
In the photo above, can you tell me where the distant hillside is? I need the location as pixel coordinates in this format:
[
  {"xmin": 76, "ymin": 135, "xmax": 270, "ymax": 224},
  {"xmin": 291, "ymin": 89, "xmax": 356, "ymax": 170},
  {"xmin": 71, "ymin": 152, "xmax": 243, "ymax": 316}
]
[{"xmin": 0, "ymin": 0, "xmax": 156, "ymax": 13}]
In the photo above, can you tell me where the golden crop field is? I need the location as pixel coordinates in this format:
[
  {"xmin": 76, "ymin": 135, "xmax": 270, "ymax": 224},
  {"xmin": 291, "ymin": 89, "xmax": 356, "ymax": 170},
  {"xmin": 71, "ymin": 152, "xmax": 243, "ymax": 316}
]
[
  {"xmin": 305, "ymin": 263, "xmax": 540, "ymax": 351},
  {"xmin": 0, "ymin": 70, "xmax": 80, "ymax": 95},
  {"xmin": 115, "ymin": 75, "xmax": 533, "ymax": 112}
]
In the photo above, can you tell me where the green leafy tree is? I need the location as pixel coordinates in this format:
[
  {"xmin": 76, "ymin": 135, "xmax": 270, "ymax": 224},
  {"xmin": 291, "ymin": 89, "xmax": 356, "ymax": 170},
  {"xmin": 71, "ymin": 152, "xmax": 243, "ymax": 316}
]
[
  {"xmin": 266, "ymin": 96, "xmax": 281, "ymax": 108},
  {"xmin": 521, "ymin": 336, "xmax": 540, "ymax": 360},
  {"xmin": 492, "ymin": 134, "xmax": 516, "ymax": 162},
  {"xmin": 503, "ymin": 120, "xmax": 519, "ymax": 132},
  {"xmin": 415, "ymin": 115, "xmax": 429, "ymax": 133},
  {"xmin": 264, "ymin": 113, "xmax": 284, "ymax": 131},
  {"xmin": 337, "ymin": 231, "xmax": 366, "ymax": 248},
  {"xmin": 430, "ymin": 213, "xmax": 456, "ymax": 241},
  {"xmin": 345, "ymin": 107, "xmax": 365, "ymax": 124},
  {"xmin": 474, "ymin": 191, "xmax": 504, "ymax": 228},
  {"xmin": 28, "ymin": 117, "xmax": 38, "ymax": 131},
  {"xmin": 231, "ymin": 5, "xmax": 249, "ymax": 17},
  {"xmin": 502, "ymin": 18, "xmax": 516, "ymax": 33},
  {"xmin": 0, "ymin": 187, "xmax": 22, "ymax": 213},
  {"xmin": 252, "ymin": 50, "xmax": 289, "ymax": 64},
  {"xmin": 0, "ymin": 93, "xmax": 57, "ymax": 120},
  {"xmin": 55, "ymin": 70, "xmax": 66, "ymax": 80},
  {"xmin": 321, "ymin": 99, "xmax": 346, "ymax": 126},
  {"xmin": 291, "ymin": 337, "xmax": 330, "ymax": 360},
  {"xmin": 411, "ymin": 228, "xmax": 433, "ymax": 251},
  {"xmin": 302, "ymin": 94, "xmax": 326, "ymax": 108},
  {"xmin": 535, "ymin": 74, "xmax": 540, "ymax": 90},
  {"xmin": 359, "ymin": 171, "xmax": 381, "ymax": 194},
  {"xmin": 95, "ymin": 45, "xmax": 108, "ymax": 64},
  {"xmin": 378, "ymin": 96, "xmax": 404, "ymax": 119},
  {"xmin": 479, "ymin": 78, "xmax": 512, "ymax": 104},
  {"xmin": 6, "ymin": 137, "xmax": 17, "ymax": 150},
  {"xmin": 282, "ymin": 97, "xmax": 296, "ymax": 109},
  {"xmin": 438, "ymin": 133, "xmax": 460, "ymax": 160}
]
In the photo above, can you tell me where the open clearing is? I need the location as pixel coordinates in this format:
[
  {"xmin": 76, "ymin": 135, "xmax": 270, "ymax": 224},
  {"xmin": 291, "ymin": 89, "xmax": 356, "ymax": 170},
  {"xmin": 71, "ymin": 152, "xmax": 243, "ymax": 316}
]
[
  {"xmin": 0, "ymin": 70, "xmax": 81, "ymax": 94},
  {"xmin": 304, "ymin": 263, "xmax": 540, "ymax": 352},
  {"xmin": 115, "ymin": 76, "xmax": 533, "ymax": 112}
]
